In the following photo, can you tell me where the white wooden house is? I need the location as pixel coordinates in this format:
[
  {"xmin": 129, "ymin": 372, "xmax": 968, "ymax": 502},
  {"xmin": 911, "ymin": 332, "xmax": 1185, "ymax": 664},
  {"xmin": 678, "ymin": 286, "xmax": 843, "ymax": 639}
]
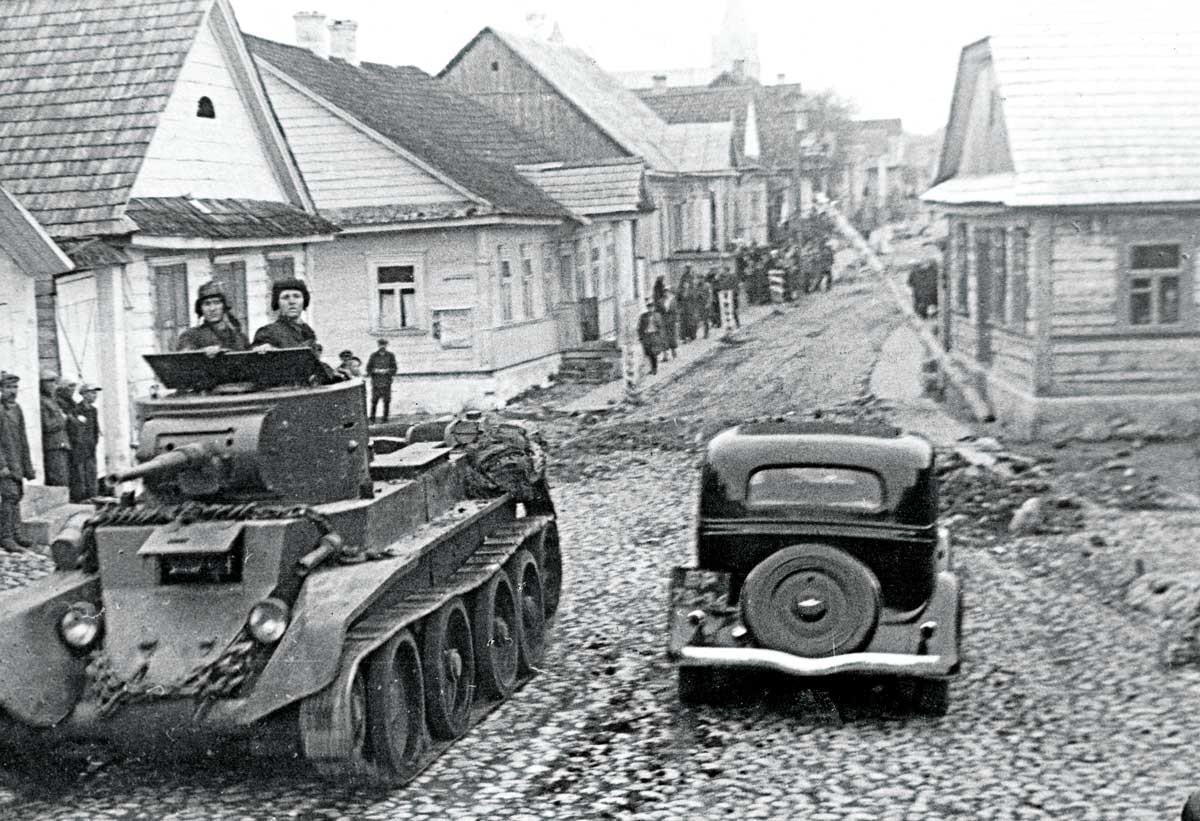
[
  {"xmin": 0, "ymin": 0, "xmax": 336, "ymax": 472},
  {"xmin": 924, "ymin": 28, "xmax": 1200, "ymax": 439},
  {"xmin": 249, "ymin": 23, "xmax": 650, "ymax": 411},
  {"xmin": 0, "ymin": 187, "xmax": 73, "ymax": 474}
]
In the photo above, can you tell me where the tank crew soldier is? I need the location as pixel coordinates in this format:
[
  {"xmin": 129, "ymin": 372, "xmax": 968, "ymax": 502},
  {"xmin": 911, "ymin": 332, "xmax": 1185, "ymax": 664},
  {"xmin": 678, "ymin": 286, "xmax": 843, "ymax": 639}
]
[
  {"xmin": 73, "ymin": 383, "xmax": 101, "ymax": 501},
  {"xmin": 336, "ymin": 350, "xmax": 362, "ymax": 380},
  {"xmin": 0, "ymin": 372, "xmax": 36, "ymax": 551},
  {"xmin": 177, "ymin": 280, "xmax": 250, "ymax": 354},
  {"xmin": 39, "ymin": 370, "xmax": 71, "ymax": 488},
  {"xmin": 253, "ymin": 277, "xmax": 319, "ymax": 351},
  {"xmin": 365, "ymin": 338, "xmax": 397, "ymax": 422}
]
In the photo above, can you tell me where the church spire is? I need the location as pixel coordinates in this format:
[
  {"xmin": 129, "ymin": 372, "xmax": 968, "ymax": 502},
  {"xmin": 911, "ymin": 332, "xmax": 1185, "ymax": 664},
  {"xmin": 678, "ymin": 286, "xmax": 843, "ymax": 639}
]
[{"xmin": 711, "ymin": 0, "xmax": 760, "ymax": 81}]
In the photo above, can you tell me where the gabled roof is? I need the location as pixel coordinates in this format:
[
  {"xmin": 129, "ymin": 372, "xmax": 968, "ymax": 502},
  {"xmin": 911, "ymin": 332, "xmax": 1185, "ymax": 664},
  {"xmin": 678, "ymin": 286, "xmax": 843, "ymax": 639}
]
[
  {"xmin": 0, "ymin": 0, "xmax": 212, "ymax": 238},
  {"xmin": 927, "ymin": 27, "xmax": 1200, "ymax": 207},
  {"xmin": 660, "ymin": 122, "xmax": 736, "ymax": 175},
  {"xmin": 638, "ymin": 81, "xmax": 805, "ymax": 170},
  {"xmin": 516, "ymin": 158, "xmax": 651, "ymax": 216},
  {"xmin": 247, "ymin": 35, "xmax": 575, "ymax": 222},
  {"xmin": 0, "ymin": 185, "xmax": 72, "ymax": 276},
  {"xmin": 441, "ymin": 28, "xmax": 677, "ymax": 172},
  {"xmin": 126, "ymin": 197, "xmax": 338, "ymax": 241},
  {"xmin": 853, "ymin": 118, "xmax": 903, "ymax": 157}
]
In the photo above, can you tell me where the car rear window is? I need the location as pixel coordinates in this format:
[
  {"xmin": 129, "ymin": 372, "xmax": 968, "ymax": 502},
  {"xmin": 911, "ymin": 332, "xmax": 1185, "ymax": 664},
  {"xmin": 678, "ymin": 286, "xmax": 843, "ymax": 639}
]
[{"xmin": 746, "ymin": 467, "xmax": 884, "ymax": 511}]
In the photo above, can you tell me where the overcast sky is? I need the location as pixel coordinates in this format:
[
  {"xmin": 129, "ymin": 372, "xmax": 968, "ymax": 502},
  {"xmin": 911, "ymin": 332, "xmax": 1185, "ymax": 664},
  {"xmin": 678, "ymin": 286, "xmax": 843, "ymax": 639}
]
[{"xmin": 229, "ymin": 1, "xmax": 1193, "ymax": 135}]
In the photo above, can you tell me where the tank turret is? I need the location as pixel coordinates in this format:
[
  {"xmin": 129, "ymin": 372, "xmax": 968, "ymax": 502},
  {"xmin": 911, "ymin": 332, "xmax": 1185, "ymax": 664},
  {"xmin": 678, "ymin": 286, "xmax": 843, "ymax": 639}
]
[{"xmin": 117, "ymin": 349, "xmax": 371, "ymax": 505}]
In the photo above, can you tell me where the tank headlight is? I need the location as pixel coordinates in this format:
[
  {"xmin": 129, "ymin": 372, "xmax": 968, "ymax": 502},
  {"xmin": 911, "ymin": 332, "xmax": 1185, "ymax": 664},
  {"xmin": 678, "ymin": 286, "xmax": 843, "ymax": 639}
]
[
  {"xmin": 247, "ymin": 598, "xmax": 290, "ymax": 644},
  {"xmin": 59, "ymin": 602, "xmax": 102, "ymax": 649}
]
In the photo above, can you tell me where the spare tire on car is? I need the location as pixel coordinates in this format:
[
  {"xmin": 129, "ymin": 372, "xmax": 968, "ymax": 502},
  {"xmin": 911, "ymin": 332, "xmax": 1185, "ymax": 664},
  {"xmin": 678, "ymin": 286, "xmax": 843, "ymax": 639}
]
[{"xmin": 740, "ymin": 543, "xmax": 881, "ymax": 657}]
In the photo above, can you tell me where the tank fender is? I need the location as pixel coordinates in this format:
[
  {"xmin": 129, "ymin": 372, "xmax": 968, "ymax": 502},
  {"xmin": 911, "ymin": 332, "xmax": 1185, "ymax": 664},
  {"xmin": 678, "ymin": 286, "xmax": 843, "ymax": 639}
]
[{"xmin": 0, "ymin": 571, "xmax": 100, "ymax": 727}]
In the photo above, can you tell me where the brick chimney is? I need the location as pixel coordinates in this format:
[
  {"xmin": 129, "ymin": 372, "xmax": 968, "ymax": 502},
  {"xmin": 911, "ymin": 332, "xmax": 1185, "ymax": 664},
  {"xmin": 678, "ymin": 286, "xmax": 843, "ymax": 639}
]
[
  {"xmin": 652, "ymin": 74, "xmax": 668, "ymax": 90},
  {"xmin": 329, "ymin": 19, "xmax": 358, "ymax": 65},
  {"xmin": 777, "ymin": 73, "xmax": 786, "ymax": 84},
  {"xmin": 294, "ymin": 11, "xmax": 328, "ymax": 59},
  {"xmin": 732, "ymin": 59, "xmax": 746, "ymax": 83}
]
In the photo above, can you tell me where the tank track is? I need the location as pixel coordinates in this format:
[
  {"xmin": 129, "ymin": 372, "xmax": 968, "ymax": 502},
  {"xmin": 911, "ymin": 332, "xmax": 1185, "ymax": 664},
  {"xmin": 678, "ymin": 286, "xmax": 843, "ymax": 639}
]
[{"xmin": 298, "ymin": 514, "xmax": 554, "ymax": 782}]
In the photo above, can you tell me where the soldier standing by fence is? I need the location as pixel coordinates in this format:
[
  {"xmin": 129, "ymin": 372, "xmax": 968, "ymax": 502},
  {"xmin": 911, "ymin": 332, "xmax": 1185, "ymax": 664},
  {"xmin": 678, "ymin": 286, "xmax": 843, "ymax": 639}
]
[{"xmin": 74, "ymin": 383, "xmax": 101, "ymax": 500}]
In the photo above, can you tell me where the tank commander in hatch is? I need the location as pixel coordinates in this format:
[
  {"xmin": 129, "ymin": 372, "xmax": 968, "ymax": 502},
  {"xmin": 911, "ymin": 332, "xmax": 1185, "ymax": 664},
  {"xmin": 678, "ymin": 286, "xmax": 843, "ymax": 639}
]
[
  {"xmin": 177, "ymin": 280, "xmax": 250, "ymax": 355},
  {"xmin": 253, "ymin": 277, "xmax": 320, "ymax": 352}
]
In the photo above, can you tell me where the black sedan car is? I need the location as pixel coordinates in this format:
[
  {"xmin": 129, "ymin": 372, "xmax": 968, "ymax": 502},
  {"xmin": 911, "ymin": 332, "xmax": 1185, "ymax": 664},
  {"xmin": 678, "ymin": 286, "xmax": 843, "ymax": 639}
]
[{"xmin": 667, "ymin": 422, "xmax": 962, "ymax": 713}]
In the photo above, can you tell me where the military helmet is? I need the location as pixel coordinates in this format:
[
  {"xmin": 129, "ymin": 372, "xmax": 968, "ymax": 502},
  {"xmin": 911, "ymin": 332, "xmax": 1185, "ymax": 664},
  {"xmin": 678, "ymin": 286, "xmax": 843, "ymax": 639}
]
[
  {"xmin": 194, "ymin": 280, "xmax": 230, "ymax": 316},
  {"xmin": 271, "ymin": 277, "xmax": 310, "ymax": 311}
]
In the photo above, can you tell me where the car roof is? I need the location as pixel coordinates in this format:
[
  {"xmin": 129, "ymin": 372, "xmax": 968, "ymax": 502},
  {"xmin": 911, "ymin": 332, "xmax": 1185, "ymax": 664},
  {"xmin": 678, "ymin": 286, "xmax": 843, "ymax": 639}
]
[{"xmin": 706, "ymin": 422, "xmax": 934, "ymax": 473}]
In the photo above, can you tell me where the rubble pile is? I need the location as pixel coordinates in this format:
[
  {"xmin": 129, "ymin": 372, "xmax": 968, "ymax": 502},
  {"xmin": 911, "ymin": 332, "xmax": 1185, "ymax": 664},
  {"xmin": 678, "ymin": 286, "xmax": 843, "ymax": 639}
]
[{"xmin": 936, "ymin": 438, "xmax": 1085, "ymax": 541}]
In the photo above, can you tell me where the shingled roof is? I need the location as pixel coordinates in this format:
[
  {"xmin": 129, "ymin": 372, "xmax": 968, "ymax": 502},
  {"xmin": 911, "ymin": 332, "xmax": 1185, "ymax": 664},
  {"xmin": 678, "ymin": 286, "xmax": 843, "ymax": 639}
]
[
  {"xmin": 926, "ymin": 26, "xmax": 1200, "ymax": 206},
  {"xmin": 126, "ymin": 197, "xmax": 337, "ymax": 240},
  {"xmin": 442, "ymin": 29, "xmax": 677, "ymax": 172},
  {"xmin": 0, "ymin": 0, "xmax": 211, "ymax": 239},
  {"xmin": 516, "ymin": 158, "xmax": 650, "ymax": 216},
  {"xmin": 247, "ymin": 35, "xmax": 575, "ymax": 222}
]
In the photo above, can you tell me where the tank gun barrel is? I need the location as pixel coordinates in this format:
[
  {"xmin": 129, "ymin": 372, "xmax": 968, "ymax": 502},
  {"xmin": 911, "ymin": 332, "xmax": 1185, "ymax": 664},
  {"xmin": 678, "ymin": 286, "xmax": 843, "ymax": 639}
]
[{"xmin": 107, "ymin": 442, "xmax": 215, "ymax": 485}]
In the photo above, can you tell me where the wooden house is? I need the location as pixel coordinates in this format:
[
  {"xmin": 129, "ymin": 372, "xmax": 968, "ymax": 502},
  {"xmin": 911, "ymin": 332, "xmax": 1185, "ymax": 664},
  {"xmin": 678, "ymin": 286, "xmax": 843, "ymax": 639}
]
[
  {"xmin": 249, "ymin": 24, "xmax": 649, "ymax": 412},
  {"xmin": 0, "ymin": 0, "xmax": 337, "ymax": 472},
  {"xmin": 924, "ymin": 29, "xmax": 1200, "ymax": 439},
  {"xmin": 439, "ymin": 28, "xmax": 769, "ymax": 306},
  {"xmin": 0, "ymin": 187, "xmax": 73, "ymax": 473}
]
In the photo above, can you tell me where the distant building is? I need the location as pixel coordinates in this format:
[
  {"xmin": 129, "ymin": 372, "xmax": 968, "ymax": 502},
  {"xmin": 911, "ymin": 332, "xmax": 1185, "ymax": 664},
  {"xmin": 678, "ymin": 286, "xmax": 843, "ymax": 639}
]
[
  {"xmin": 924, "ymin": 28, "xmax": 1200, "ymax": 439},
  {"xmin": 0, "ymin": 0, "xmax": 336, "ymax": 472},
  {"xmin": 440, "ymin": 27, "xmax": 768, "ymax": 312},
  {"xmin": 613, "ymin": 0, "xmax": 760, "ymax": 89}
]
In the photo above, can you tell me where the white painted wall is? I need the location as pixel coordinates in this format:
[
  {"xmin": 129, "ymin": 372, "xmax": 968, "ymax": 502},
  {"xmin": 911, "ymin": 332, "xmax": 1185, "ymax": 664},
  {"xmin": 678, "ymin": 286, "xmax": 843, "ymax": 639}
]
[
  {"xmin": 0, "ymin": 249, "xmax": 43, "ymax": 475},
  {"xmin": 260, "ymin": 71, "xmax": 466, "ymax": 211},
  {"xmin": 130, "ymin": 11, "xmax": 289, "ymax": 202}
]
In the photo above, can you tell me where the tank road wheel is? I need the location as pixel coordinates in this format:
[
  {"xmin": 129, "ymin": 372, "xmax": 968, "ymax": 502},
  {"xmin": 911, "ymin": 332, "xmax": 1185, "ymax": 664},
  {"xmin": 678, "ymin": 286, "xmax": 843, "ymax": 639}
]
[
  {"xmin": 422, "ymin": 598, "xmax": 476, "ymax": 740},
  {"xmin": 364, "ymin": 630, "xmax": 426, "ymax": 780},
  {"xmin": 473, "ymin": 571, "xmax": 520, "ymax": 699},
  {"xmin": 740, "ymin": 544, "xmax": 881, "ymax": 658},
  {"xmin": 508, "ymin": 549, "xmax": 547, "ymax": 673},
  {"xmin": 299, "ymin": 661, "xmax": 370, "ymax": 778},
  {"xmin": 539, "ymin": 522, "xmax": 563, "ymax": 622}
]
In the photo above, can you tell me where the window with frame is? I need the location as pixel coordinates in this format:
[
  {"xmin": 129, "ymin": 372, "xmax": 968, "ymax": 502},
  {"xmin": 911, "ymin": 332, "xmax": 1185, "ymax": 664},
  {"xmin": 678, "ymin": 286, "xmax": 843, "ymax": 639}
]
[
  {"xmin": 375, "ymin": 264, "xmax": 417, "ymax": 330},
  {"xmin": 670, "ymin": 202, "xmax": 685, "ymax": 252},
  {"xmin": 605, "ymin": 230, "xmax": 617, "ymax": 298},
  {"xmin": 589, "ymin": 241, "xmax": 602, "ymax": 299},
  {"xmin": 992, "ymin": 228, "xmax": 1008, "ymax": 325},
  {"xmin": 575, "ymin": 241, "xmax": 587, "ymax": 297},
  {"xmin": 542, "ymin": 244, "xmax": 556, "ymax": 312},
  {"xmin": 1127, "ymin": 243, "xmax": 1184, "ymax": 327},
  {"xmin": 1010, "ymin": 227, "xmax": 1029, "ymax": 332},
  {"xmin": 559, "ymin": 246, "xmax": 574, "ymax": 302},
  {"xmin": 211, "ymin": 258, "xmax": 248, "ymax": 324},
  {"xmin": 266, "ymin": 255, "xmax": 295, "ymax": 311},
  {"xmin": 497, "ymin": 246, "xmax": 514, "ymax": 323},
  {"xmin": 520, "ymin": 244, "xmax": 535, "ymax": 319},
  {"xmin": 954, "ymin": 223, "xmax": 969, "ymax": 314},
  {"xmin": 152, "ymin": 262, "xmax": 189, "ymax": 351}
]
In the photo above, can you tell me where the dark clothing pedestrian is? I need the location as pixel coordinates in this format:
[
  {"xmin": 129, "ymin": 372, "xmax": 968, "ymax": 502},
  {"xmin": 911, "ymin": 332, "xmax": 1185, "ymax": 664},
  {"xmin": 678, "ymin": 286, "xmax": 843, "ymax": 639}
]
[
  {"xmin": 908, "ymin": 261, "xmax": 939, "ymax": 318},
  {"xmin": 177, "ymin": 317, "xmax": 250, "ymax": 352},
  {"xmin": 636, "ymin": 307, "xmax": 663, "ymax": 375},
  {"xmin": 57, "ymin": 387, "xmax": 88, "ymax": 502},
  {"xmin": 677, "ymin": 280, "xmax": 697, "ymax": 342},
  {"xmin": 252, "ymin": 317, "xmax": 319, "ymax": 351},
  {"xmin": 1, "ymin": 387, "xmax": 35, "ymax": 551},
  {"xmin": 696, "ymin": 278, "xmax": 715, "ymax": 338},
  {"xmin": 816, "ymin": 244, "xmax": 835, "ymax": 291},
  {"xmin": 652, "ymin": 275, "xmax": 666, "ymax": 306},
  {"xmin": 366, "ymin": 346, "xmax": 398, "ymax": 422},
  {"xmin": 40, "ymin": 389, "xmax": 71, "ymax": 488},
  {"xmin": 73, "ymin": 401, "xmax": 99, "ymax": 501},
  {"xmin": 658, "ymin": 292, "xmax": 679, "ymax": 359}
]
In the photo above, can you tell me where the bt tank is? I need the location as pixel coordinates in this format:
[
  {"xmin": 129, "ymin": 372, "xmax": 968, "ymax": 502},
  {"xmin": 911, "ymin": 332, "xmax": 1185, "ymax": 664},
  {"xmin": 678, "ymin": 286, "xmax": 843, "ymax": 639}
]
[{"xmin": 0, "ymin": 347, "xmax": 562, "ymax": 783}]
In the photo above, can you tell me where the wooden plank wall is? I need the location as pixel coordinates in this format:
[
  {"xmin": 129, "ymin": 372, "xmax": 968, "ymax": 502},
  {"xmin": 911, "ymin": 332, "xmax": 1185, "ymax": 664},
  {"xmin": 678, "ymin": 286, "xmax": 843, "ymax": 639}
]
[{"xmin": 440, "ymin": 33, "xmax": 629, "ymax": 164}]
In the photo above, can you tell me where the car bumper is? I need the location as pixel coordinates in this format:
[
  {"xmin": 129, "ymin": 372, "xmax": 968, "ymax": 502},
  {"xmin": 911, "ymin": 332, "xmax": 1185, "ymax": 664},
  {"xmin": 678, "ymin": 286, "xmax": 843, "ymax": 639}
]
[
  {"xmin": 667, "ymin": 565, "xmax": 961, "ymax": 680},
  {"xmin": 676, "ymin": 646, "xmax": 957, "ymax": 677}
]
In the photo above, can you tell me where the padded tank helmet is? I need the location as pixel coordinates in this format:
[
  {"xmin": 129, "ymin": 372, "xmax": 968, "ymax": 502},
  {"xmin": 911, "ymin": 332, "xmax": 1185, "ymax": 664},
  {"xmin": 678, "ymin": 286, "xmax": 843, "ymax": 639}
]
[
  {"xmin": 271, "ymin": 277, "xmax": 310, "ymax": 311},
  {"xmin": 194, "ymin": 280, "xmax": 230, "ymax": 316}
]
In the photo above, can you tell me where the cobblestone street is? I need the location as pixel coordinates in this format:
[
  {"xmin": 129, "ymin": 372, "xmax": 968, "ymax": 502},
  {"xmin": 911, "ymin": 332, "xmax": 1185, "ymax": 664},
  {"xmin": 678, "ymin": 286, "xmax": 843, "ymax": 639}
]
[{"xmin": 4, "ymin": 274, "xmax": 1200, "ymax": 820}]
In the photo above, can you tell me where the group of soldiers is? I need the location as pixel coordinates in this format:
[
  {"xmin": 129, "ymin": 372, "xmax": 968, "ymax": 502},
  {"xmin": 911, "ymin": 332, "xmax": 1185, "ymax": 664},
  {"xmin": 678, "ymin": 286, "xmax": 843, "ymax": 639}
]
[
  {"xmin": 0, "ymin": 369, "xmax": 99, "ymax": 552},
  {"xmin": 178, "ymin": 276, "xmax": 398, "ymax": 420}
]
